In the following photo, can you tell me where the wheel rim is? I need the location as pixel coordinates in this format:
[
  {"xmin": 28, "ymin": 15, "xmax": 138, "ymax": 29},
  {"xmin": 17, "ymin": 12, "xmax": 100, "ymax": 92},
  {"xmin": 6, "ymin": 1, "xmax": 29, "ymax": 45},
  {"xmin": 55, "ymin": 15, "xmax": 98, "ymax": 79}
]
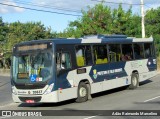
[
  {"xmin": 79, "ymin": 87, "xmax": 87, "ymax": 97},
  {"xmin": 132, "ymin": 76, "xmax": 137, "ymax": 86}
]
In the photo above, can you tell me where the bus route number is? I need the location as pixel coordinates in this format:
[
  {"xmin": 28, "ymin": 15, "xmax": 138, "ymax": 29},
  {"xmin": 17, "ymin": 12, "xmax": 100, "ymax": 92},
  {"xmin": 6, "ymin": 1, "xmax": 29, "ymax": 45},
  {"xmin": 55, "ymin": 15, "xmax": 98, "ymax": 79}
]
[{"xmin": 32, "ymin": 90, "xmax": 42, "ymax": 94}]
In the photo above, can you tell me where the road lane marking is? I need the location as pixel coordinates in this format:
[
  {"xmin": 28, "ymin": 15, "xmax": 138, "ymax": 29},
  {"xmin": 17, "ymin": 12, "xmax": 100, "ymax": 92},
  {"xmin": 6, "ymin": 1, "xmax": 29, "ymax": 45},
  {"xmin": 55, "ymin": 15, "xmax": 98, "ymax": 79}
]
[
  {"xmin": 0, "ymin": 116, "xmax": 12, "ymax": 119},
  {"xmin": 84, "ymin": 114, "xmax": 102, "ymax": 119},
  {"xmin": 84, "ymin": 116, "xmax": 98, "ymax": 119},
  {"xmin": 144, "ymin": 96, "xmax": 160, "ymax": 102}
]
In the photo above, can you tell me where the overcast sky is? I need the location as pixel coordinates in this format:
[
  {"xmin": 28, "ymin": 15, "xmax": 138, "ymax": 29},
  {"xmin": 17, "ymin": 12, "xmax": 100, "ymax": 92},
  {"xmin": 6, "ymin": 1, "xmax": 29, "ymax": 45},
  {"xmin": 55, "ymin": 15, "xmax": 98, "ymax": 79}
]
[{"xmin": 0, "ymin": 0, "xmax": 160, "ymax": 32}]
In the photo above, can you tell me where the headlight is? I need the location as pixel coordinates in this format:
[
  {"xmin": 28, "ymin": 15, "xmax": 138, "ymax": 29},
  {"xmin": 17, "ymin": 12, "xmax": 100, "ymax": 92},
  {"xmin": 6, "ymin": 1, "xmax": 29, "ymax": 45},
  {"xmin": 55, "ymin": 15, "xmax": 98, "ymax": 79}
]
[
  {"xmin": 12, "ymin": 87, "xmax": 17, "ymax": 95},
  {"xmin": 43, "ymin": 83, "xmax": 54, "ymax": 95}
]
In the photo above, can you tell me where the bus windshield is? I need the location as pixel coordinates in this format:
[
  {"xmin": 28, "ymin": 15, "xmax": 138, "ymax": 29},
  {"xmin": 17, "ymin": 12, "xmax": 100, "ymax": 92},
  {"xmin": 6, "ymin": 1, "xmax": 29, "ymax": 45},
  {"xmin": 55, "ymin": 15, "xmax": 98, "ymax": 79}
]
[{"xmin": 12, "ymin": 51, "xmax": 52, "ymax": 84}]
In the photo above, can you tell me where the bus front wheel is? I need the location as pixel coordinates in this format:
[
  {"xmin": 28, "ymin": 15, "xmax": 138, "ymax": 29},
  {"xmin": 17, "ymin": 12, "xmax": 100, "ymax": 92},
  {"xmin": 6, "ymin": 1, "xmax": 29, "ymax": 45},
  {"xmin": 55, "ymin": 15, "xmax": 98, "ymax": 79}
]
[
  {"xmin": 76, "ymin": 82, "xmax": 88, "ymax": 103},
  {"xmin": 129, "ymin": 73, "xmax": 139, "ymax": 89}
]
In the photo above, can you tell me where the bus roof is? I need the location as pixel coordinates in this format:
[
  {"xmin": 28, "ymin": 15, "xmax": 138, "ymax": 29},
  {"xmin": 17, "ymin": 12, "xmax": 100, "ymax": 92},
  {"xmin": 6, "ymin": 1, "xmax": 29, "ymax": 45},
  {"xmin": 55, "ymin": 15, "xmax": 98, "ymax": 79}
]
[{"xmin": 14, "ymin": 35, "xmax": 154, "ymax": 46}]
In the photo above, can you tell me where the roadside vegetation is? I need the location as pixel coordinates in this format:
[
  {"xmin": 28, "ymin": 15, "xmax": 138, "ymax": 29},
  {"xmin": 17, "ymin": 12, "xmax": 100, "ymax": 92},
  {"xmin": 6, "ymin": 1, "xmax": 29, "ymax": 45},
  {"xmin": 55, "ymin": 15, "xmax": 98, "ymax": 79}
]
[{"xmin": 0, "ymin": 3, "xmax": 160, "ymax": 68}]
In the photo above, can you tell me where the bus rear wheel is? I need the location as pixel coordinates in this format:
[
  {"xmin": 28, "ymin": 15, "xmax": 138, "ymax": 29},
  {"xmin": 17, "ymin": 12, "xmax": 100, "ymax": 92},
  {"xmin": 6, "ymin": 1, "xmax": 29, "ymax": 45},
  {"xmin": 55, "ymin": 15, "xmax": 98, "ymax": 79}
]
[
  {"xmin": 76, "ymin": 82, "xmax": 88, "ymax": 103},
  {"xmin": 129, "ymin": 73, "xmax": 139, "ymax": 89}
]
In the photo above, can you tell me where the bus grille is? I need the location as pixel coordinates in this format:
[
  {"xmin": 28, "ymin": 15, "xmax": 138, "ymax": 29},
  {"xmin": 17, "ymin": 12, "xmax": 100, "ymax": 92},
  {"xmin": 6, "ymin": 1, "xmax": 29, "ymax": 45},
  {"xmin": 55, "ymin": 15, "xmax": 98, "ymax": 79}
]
[{"xmin": 15, "ymin": 84, "xmax": 46, "ymax": 89}]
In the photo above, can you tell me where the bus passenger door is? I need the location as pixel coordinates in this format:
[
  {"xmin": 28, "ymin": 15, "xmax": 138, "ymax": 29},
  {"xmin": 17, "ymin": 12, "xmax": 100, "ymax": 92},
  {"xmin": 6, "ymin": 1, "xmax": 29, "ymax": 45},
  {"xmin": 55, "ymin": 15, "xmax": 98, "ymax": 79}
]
[{"xmin": 56, "ymin": 51, "xmax": 77, "ymax": 101}]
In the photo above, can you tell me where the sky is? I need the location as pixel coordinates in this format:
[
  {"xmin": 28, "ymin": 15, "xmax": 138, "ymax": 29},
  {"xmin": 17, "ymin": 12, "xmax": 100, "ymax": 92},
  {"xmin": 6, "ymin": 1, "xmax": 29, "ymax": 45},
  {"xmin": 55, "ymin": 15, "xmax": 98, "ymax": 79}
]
[{"xmin": 0, "ymin": 0, "xmax": 160, "ymax": 32}]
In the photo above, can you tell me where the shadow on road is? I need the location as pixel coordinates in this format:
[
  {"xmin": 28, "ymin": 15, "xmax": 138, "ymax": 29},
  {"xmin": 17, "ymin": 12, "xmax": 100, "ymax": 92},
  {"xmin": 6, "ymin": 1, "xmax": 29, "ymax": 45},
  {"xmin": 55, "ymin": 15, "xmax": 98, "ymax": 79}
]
[
  {"xmin": 18, "ymin": 99, "xmax": 76, "ymax": 108},
  {"xmin": 139, "ymin": 79, "xmax": 152, "ymax": 86}
]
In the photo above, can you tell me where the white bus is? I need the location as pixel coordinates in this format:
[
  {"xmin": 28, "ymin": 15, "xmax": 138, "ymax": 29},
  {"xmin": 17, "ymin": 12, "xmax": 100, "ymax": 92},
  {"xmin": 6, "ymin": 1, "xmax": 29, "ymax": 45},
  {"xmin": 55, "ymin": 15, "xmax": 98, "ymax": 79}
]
[{"xmin": 11, "ymin": 35, "xmax": 157, "ymax": 103}]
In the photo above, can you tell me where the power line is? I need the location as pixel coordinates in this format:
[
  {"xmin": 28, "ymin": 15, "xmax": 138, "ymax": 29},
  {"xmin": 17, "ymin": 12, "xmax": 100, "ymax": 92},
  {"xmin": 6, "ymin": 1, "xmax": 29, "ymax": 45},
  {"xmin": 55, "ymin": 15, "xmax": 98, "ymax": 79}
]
[
  {"xmin": 11, "ymin": 0, "xmax": 82, "ymax": 13},
  {"xmin": 144, "ymin": 4, "xmax": 154, "ymax": 9},
  {"xmin": 91, "ymin": 0, "xmax": 142, "ymax": 5},
  {"xmin": 0, "ymin": 2, "xmax": 81, "ymax": 16}
]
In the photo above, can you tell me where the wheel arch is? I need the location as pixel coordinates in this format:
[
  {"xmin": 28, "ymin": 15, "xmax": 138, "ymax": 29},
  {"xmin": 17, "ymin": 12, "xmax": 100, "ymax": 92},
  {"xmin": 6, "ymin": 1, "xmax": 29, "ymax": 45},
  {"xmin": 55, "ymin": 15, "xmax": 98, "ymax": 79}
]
[
  {"xmin": 76, "ymin": 79, "xmax": 92, "ymax": 102},
  {"xmin": 132, "ymin": 70, "xmax": 139, "ymax": 79},
  {"xmin": 78, "ymin": 79, "xmax": 91, "ymax": 95}
]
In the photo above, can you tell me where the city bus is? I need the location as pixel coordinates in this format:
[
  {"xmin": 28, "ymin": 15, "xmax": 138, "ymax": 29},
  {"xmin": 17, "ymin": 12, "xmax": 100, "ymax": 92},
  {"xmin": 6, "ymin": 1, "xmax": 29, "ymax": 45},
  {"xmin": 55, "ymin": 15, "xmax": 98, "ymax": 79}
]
[{"xmin": 11, "ymin": 35, "xmax": 157, "ymax": 103}]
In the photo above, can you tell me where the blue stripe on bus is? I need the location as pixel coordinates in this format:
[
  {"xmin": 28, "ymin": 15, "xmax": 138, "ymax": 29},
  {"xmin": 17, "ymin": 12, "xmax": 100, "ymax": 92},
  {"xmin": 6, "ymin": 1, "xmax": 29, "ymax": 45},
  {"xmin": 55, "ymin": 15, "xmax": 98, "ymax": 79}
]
[
  {"xmin": 89, "ymin": 62, "xmax": 128, "ymax": 82},
  {"xmin": 56, "ymin": 73, "xmax": 72, "ymax": 90}
]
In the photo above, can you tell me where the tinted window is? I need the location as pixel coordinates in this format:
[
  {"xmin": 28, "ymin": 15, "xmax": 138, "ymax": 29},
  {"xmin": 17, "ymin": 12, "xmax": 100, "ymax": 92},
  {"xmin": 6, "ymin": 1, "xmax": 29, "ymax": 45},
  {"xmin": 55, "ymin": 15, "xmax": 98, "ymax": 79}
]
[
  {"xmin": 144, "ymin": 43, "xmax": 152, "ymax": 58},
  {"xmin": 133, "ymin": 43, "xmax": 144, "ymax": 59},
  {"xmin": 108, "ymin": 44, "xmax": 121, "ymax": 62},
  {"xmin": 93, "ymin": 45, "xmax": 108, "ymax": 64},
  {"xmin": 121, "ymin": 44, "xmax": 133, "ymax": 61}
]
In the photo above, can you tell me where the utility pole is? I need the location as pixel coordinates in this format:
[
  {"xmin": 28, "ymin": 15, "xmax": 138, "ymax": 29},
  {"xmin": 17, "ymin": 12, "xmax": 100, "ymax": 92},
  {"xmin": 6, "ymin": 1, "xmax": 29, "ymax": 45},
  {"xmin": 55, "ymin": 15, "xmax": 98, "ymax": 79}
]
[{"xmin": 141, "ymin": 0, "xmax": 145, "ymax": 38}]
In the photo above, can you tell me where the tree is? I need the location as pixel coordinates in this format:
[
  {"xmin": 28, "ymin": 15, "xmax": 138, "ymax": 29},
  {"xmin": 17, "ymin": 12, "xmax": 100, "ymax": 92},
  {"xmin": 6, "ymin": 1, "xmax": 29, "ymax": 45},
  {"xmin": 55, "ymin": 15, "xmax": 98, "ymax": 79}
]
[
  {"xmin": 0, "ymin": 17, "xmax": 9, "ymax": 68},
  {"xmin": 0, "ymin": 17, "xmax": 8, "ymax": 49},
  {"xmin": 66, "ymin": 3, "xmax": 112, "ymax": 37},
  {"xmin": 4, "ymin": 21, "xmax": 54, "ymax": 51},
  {"xmin": 145, "ymin": 7, "xmax": 160, "ymax": 56},
  {"xmin": 65, "ymin": 3, "xmax": 141, "ymax": 38},
  {"xmin": 0, "ymin": 21, "xmax": 55, "ymax": 68}
]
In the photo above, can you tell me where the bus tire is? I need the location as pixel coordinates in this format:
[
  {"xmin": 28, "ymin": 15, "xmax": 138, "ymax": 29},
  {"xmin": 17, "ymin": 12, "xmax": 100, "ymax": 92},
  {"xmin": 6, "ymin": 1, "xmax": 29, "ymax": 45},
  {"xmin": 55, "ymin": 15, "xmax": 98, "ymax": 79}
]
[
  {"xmin": 129, "ymin": 73, "xmax": 139, "ymax": 89},
  {"xmin": 76, "ymin": 82, "xmax": 88, "ymax": 103}
]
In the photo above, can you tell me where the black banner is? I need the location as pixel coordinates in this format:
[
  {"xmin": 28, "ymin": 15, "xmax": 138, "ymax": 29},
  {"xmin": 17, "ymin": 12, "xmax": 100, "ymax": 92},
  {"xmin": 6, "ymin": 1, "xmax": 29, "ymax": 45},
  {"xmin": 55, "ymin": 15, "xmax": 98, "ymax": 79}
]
[{"xmin": 0, "ymin": 110, "xmax": 160, "ymax": 117}]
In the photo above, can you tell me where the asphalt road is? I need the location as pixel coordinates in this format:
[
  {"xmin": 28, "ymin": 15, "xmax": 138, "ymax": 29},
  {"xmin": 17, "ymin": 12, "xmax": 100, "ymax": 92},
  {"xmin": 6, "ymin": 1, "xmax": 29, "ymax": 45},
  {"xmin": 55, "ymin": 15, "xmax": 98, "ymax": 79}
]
[
  {"xmin": 0, "ymin": 74, "xmax": 160, "ymax": 119},
  {"xmin": 0, "ymin": 76, "xmax": 12, "ymax": 107}
]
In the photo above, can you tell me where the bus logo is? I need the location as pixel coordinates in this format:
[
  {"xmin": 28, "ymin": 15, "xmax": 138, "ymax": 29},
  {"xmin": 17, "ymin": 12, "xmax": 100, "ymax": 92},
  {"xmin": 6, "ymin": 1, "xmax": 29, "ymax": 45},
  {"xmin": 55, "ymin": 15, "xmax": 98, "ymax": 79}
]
[{"xmin": 93, "ymin": 69, "xmax": 97, "ymax": 79}]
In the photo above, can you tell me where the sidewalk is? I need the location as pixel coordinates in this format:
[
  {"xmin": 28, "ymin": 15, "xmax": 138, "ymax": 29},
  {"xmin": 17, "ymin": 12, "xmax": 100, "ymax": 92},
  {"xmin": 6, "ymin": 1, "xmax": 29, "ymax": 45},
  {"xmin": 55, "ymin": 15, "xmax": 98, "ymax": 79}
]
[{"xmin": 0, "ymin": 69, "xmax": 10, "ymax": 76}]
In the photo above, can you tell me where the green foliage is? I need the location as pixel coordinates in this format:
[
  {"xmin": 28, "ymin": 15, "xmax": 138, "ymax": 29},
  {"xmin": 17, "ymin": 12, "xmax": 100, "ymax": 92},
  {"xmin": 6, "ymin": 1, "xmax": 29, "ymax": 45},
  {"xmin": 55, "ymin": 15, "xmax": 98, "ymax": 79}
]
[
  {"xmin": 145, "ymin": 7, "xmax": 160, "ymax": 56},
  {"xmin": 0, "ymin": 17, "xmax": 8, "ymax": 48},
  {"xmin": 4, "ymin": 21, "xmax": 54, "ymax": 51},
  {"xmin": 0, "ymin": 20, "xmax": 56, "ymax": 68},
  {"xmin": 65, "ymin": 4, "xmax": 141, "ymax": 37}
]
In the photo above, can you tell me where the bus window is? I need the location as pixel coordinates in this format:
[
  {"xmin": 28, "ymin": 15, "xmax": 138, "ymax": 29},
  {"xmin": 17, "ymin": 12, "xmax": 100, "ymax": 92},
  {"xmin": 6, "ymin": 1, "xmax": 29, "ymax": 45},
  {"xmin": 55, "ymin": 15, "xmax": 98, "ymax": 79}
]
[
  {"xmin": 144, "ymin": 43, "xmax": 152, "ymax": 58},
  {"xmin": 75, "ymin": 46, "xmax": 92, "ymax": 67},
  {"xmin": 85, "ymin": 46, "xmax": 93, "ymax": 65},
  {"xmin": 133, "ymin": 43, "xmax": 144, "ymax": 59},
  {"xmin": 56, "ymin": 53, "xmax": 61, "ymax": 71},
  {"xmin": 108, "ymin": 44, "xmax": 121, "ymax": 62},
  {"xmin": 56, "ymin": 52, "xmax": 71, "ymax": 70},
  {"xmin": 121, "ymin": 44, "xmax": 133, "ymax": 61},
  {"xmin": 93, "ymin": 45, "xmax": 108, "ymax": 64},
  {"xmin": 13, "ymin": 52, "xmax": 52, "ymax": 84}
]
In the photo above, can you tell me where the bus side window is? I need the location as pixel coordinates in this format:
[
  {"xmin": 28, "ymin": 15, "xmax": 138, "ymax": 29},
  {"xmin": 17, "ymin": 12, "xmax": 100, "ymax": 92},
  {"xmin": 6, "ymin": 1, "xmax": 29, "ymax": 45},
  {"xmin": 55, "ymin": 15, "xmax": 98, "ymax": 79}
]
[
  {"xmin": 93, "ymin": 45, "xmax": 108, "ymax": 64},
  {"xmin": 85, "ymin": 46, "xmax": 93, "ymax": 65},
  {"xmin": 61, "ymin": 53, "xmax": 71, "ymax": 69},
  {"xmin": 56, "ymin": 53, "xmax": 61, "ymax": 71},
  {"xmin": 75, "ymin": 45, "xmax": 92, "ymax": 67},
  {"xmin": 133, "ymin": 43, "xmax": 144, "ymax": 59},
  {"xmin": 76, "ymin": 48, "xmax": 85, "ymax": 67},
  {"xmin": 121, "ymin": 44, "xmax": 133, "ymax": 61},
  {"xmin": 56, "ymin": 52, "xmax": 71, "ymax": 71},
  {"xmin": 108, "ymin": 44, "xmax": 121, "ymax": 62},
  {"xmin": 144, "ymin": 43, "xmax": 152, "ymax": 58}
]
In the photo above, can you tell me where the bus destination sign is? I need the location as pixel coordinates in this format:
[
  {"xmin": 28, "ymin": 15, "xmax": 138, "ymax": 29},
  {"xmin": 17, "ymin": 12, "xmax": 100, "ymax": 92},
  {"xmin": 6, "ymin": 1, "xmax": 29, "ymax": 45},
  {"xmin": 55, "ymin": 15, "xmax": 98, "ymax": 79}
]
[{"xmin": 17, "ymin": 44, "xmax": 47, "ymax": 51}]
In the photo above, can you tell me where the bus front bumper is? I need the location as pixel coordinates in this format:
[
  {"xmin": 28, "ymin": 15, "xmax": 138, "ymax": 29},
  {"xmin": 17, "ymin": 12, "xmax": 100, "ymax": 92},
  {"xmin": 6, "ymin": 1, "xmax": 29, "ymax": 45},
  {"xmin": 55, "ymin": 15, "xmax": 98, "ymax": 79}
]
[{"xmin": 12, "ymin": 91, "xmax": 59, "ymax": 103}]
